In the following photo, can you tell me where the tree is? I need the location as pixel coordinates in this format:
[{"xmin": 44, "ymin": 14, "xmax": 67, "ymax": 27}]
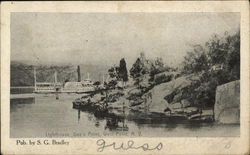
[
  {"xmin": 107, "ymin": 66, "xmax": 119, "ymax": 89},
  {"xmin": 118, "ymin": 58, "xmax": 128, "ymax": 83},
  {"xmin": 129, "ymin": 58, "xmax": 145, "ymax": 85},
  {"xmin": 149, "ymin": 57, "xmax": 169, "ymax": 82},
  {"xmin": 182, "ymin": 45, "xmax": 209, "ymax": 74},
  {"xmin": 130, "ymin": 58, "xmax": 143, "ymax": 79},
  {"xmin": 108, "ymin": 66, "xmax": 119, "ymax": 79},
  {"xmin": 155, "ymin": 57, "xmax": 164, "ymax": 68}
]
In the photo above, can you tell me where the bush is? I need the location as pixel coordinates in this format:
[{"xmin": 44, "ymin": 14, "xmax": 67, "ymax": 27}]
[{"xmin": 154, "ymin": 74, "xmax": 173, "ymax": 85}]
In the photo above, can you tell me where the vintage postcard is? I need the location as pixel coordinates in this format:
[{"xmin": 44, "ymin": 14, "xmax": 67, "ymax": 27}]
[{"xmin": 1, "ymin": 1, "xmax": 249, "ymax": 155}]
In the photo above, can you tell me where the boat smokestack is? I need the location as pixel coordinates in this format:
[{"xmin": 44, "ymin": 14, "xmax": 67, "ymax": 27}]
[
  {"xmin": 34, "ymin": 67, "xmax": 37, "ymax": 91},
  {"xmin": 77, "ymin": 65, "xmax": 81, "ymax": 82}
]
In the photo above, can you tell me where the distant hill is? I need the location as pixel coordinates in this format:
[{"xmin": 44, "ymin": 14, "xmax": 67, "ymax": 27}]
[{"xmin": 10, "ymin": 61, "xmax": 111, "ymax": 86}]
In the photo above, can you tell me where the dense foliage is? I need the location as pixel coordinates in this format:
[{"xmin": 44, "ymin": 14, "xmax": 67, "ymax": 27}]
[
  {"xmin": 129, "ymin": 58, "xmax": 145, "ymax": 79},
  {"xmin": 130, "ymin": 54, "xmax": 171, "ymax": 86},
  {"xmin": 181, "ymin": 31, "xmax": 240, "ymax": 108}
]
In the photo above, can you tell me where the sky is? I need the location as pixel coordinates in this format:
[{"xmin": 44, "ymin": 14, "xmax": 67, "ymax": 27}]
[{"xmin": 11, "ymin": 12, "xmax": 240, "ymax": 68}]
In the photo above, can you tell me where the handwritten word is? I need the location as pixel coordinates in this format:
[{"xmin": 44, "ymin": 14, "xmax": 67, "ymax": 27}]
[{"xmin": 96, "ymin": 139, "xmax": 163, "ymax": 152}]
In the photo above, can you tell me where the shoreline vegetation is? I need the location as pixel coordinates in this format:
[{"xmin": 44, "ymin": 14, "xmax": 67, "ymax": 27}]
[
  {"xmin": 11, "ymin": 30, "xmax": 240, "ymax": 123},
  {"xmin": 72, "ymin": 30, "xmax": 240, "ymax": 123}
]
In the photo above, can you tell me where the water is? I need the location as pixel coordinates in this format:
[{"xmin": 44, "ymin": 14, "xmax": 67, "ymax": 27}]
[{"xmin": 10, "ymin": 94, "xmax": 240, "ymax": 138}]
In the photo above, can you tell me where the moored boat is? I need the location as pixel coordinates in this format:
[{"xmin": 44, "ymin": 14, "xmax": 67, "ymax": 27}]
[{"xmin": 33, "ymin": 66, "xmax": 95, "ymax": 94}]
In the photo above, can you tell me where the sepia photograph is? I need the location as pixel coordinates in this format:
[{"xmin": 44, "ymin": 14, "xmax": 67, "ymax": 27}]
[
  {"xmin": 10, "ymin": 12, "xmax": 240, "ymax": 138},
  {"xmin": 1, "ymin": 1, "xmax": 249, "ymax": 155}
]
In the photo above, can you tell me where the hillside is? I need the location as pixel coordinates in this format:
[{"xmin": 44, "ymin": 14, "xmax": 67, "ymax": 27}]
[{"xmin": 10, "ymin": 61, "xmax": 110, "ymax": 86}]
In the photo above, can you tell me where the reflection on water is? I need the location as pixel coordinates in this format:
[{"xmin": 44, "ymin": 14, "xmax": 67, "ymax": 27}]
[
  {"xmin": 10, "ymin": 98, "xmax": 35, "ymax": 113},
  {"xmin": 10, "ymin": 94, "xmax": 240, "ymax": 138},
  {"xmin": 105, "ymin": 117, "xmax": 129, "ymax": 131},
  {"xmin": 11, "ymin": 97, "xmax": 35, "ymax": 104}
]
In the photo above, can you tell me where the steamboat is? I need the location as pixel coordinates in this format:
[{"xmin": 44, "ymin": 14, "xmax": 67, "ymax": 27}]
[{"xmin": 33, "ymin": 66, "xmax": 95, "ymax": 94}]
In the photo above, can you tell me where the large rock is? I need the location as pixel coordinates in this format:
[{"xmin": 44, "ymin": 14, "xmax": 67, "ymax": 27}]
[
  {"xmin": 181, "ymin": 99, "xmax": 191, "ymax": 108},
  {"xmin": 169, "ymin": 102, "xmax": 182, "ymax": 109},
  {"xmin": 141, "ymin": 74, "xmax": 199, "ymax": 113},
  {"xmin": 214, "ymin": 80, "xmax": 240, "ymax": 124}
]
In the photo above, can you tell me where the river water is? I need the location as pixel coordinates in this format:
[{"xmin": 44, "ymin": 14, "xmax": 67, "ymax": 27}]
[{"xmin": 10, "ymin": 94, "xmax": 239, "ymax": 138}]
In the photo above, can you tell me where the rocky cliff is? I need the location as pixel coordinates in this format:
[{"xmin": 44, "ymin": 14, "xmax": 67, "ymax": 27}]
[
  {"xmin": 214, "ymin": 80, "xmax": 240, "ymax": 124},
  {"xmin": 133, "ymin": 74, "xmax": 199, "ymax": 113}
]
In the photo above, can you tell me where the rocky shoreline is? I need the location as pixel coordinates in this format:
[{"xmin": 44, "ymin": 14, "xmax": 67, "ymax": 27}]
[{"xmin": 72, "ymin": 73, "xmax": 215, "ymax": 123}]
